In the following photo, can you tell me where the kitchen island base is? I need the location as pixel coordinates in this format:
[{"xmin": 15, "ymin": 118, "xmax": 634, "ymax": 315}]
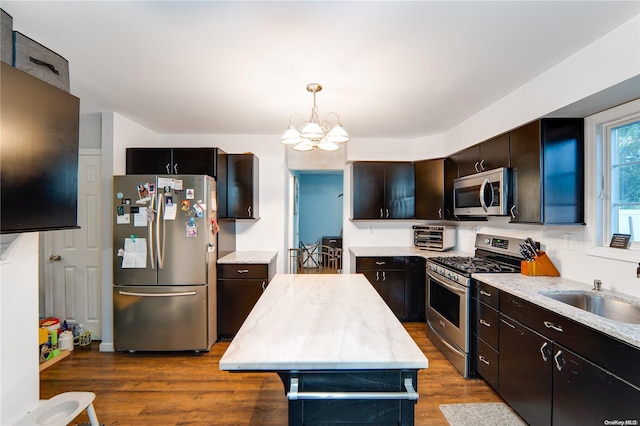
[{"xmin": 278, "ymin": 369, "xmax": 419, "ymax": 425}]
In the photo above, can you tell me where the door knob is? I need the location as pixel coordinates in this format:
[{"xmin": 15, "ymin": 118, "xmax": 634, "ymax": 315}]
[{"xmin": 49, "ymin": 255, "xmax": 61, "ymax": 262}]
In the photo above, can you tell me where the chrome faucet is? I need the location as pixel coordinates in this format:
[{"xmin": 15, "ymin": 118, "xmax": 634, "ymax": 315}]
[{"xmin": 593, "ymin": 279, "xmax": 602, "ymax": 291}]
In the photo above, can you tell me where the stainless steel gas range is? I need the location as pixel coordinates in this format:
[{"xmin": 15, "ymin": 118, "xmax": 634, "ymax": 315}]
[{"xmin": 425, "ymin": 233, "xmax": 527, "ymax": 378}]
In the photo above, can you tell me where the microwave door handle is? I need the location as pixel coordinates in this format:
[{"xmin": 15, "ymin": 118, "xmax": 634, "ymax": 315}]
[{"xmin": 479, "ymin": 178, "xmax": 494, "ymax": 212}]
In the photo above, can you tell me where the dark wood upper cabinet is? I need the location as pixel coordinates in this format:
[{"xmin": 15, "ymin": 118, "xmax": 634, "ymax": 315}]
[
  {"xmin": 126, "ymin": 147, "xmax": 225, "ymax": 179},
  {"xmin": 415, "ymin": 158, "xmax": 455, "ymax": 220},
  {"xmin": 509, "ymin": 118, "xmax": 584, "ymax": 224},
  {"xmin": 456, "ymin": 133, "xmax": 510, "ymax": 177},
  {"xmin": 1, "ymin": 62, "xmax": 79, "ymax": 234},
  {"xmin": 226, "ymin": 153, "xmax": 259, "ymax": 219},
  {"xmin": 126, "ymin": 148, "xmax": 172, "ymax": 175},
  {"xmin": 352, "ymin": 161, "xmax": 414, "ymax": 219},
  {"xmin": 456, "ymin": 144, "xmax": 481, "ymax": 177}
]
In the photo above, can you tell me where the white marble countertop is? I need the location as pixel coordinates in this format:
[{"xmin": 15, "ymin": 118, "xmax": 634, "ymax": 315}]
[
  {"xmin": 219, "ymin": 273, "xmax": 429, "ymax": 371},
  {"xmin": 473, "ymin": 273, "xmax": 640, "ymax": 349},
  {"xmin": 218, "ymin": 251, "xmax": 277, "ymax": 264},
  {"xmin": 349, "ymin": 246, "xmax": 471, "ymax": 260}
]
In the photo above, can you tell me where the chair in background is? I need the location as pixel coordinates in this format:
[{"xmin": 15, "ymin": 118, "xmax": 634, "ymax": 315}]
[{"xmin": 289, "ymin": 243, "xmax": 342, "ymax": 274}]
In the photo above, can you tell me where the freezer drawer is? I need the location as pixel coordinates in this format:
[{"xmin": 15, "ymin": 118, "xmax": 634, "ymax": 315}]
[{"xmin": 114, "ymin": 285, "xmax": 212, "ymax": 352}]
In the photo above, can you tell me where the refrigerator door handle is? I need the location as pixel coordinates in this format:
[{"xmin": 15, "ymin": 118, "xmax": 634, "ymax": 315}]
[
  {"xmin": 148, "ymin": 194, "xmax": 155, "ymax": 269},
  {"xmin": 156, "ymin": 193, "xmax": 166, "ymax": 269},
  {"xmin": 118, "ymin": 290, "xmax": 197, "ymax": 297}
]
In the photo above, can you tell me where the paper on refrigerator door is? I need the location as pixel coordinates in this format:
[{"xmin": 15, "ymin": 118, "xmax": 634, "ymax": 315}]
[
  {"xmin": 121, "ymin": 237, "xmax": 147, "ymax": 268},
  {"xmin": 133, "ymin": 207, "xmax": 148, "ymax": 227}
]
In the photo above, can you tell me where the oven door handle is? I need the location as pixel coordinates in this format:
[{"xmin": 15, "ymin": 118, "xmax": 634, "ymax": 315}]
[{"xmin": 427, "ymin": 271, "xmax": 467, "ymax": 296}]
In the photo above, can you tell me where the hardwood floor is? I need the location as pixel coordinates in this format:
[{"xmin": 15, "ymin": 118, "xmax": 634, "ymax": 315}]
[{"xmin": 40, "ymin": 323, "xmax": 503, "ymax": 425}]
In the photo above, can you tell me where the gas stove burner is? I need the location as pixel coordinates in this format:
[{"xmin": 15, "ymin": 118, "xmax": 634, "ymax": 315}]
[{"xmin": 430, "ymin": 256, "xmax": 518, "ymax": 274}]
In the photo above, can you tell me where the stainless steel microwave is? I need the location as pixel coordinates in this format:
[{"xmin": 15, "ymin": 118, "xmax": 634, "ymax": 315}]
[{"xmin": 453, "ymin": 167, "xmax": 511, "ymax": 216}]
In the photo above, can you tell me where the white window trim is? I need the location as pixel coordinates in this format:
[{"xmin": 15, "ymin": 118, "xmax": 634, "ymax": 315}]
[{"xmin": 585, "ymin": 98, "xmax": 640, "ymax": 263}]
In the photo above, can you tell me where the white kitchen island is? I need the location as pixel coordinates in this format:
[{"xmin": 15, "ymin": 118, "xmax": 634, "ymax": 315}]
[{"xmin": 219, "ymin": 273, "xmax": 428, "ymax": 425}]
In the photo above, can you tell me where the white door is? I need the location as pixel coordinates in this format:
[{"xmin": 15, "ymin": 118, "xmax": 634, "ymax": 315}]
[{"xmin": 43, "ymin": 151, "xmax": 102, "ymax": 339}]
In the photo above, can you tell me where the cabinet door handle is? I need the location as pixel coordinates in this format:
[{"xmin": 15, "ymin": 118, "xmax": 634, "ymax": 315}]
[
  {"xmin": 479, "ymin": 290, "xmax": 491, "ymax": 297},
  {"xmin": 540, "ymin": 341, "xmax": 550, "ymax": 362},
  {"xmin": 479, "ymin": 159, "xmax": 486, "ymax": 171},
  {"xmin": 385, "ymin": 208, "xmax": 389, "ymax": 218},
  {"xmin": 474, "ymin": 161, "xmax": 480, "ymax": 173},
  {"xmin": 247, "ymin": 206, "xmax": 252, "ymax": 217},
  {"xmin": 510, "ymin": 205, "xmax": 517, "ymax": 219},
  {"xmin": 382, "ymin": 271, "xmax": 386, "ymax": 281},
  {"xmin": 479, "ymin": 319, "xmax": 491, "ymax": 328},
  {"xmin": 554, "ymin": 350, "xmax": 565, "ymax": 371},
  {"xmin": 478, "ymin": 355, "xmax": 490, "ymax": 365},
  {"xmin": 438, "ymin": 208, "xmax": 442, "ymax": 218},
  {"xmin": 380, "ymin": 208, "xmax": 384, "ymax": 218},
  {"xmin": 174, "ymin": 163, "xmax": 178, "ymax": 174},
  {"xmin": 376, "ymin": 272, "xmax": 379, "ymax": 281},
  {"xmin": 261, "ymin": 281, "xmax": 267, "ymax": 291},
  {"xmin": 237, "ymin": 269, "xmax": 249, "ymax": 274},
  {"xmin": 166, "ymin": 163, "xmax": 171, "ymax": 174},
  {"xmin": 544, "ymin": 321, "xmax": 563, "ymax": 333}
]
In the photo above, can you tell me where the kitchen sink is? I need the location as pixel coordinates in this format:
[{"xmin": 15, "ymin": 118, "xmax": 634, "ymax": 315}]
[{"xmin": 540, "ymin": 291, "xmax": 640, "ymax": 324}]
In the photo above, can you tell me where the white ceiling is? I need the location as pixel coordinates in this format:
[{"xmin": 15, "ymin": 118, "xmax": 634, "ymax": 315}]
[{"xmin": 3, "ymin": 1, "xmax": 639, "ymax": 139}]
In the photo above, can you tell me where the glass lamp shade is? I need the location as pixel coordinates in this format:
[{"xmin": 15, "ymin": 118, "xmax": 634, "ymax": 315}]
[
  {"xmin": 325, "ymin": 124, "xmax": 350, "ymax": 143},
  {"xmin": 292, "ymin": 140, "xmax": 314, "ymax": 152},
  {"xmin": 317, "ymin": 140, "xmax": 340, "ymax": 151},
  {"xmin": 300, "ymin": 121, "xmax": 324, "ymax": 139},
  {"xmin": 281, "ymin": 126, "xmax": 304, "ymax": 145}
]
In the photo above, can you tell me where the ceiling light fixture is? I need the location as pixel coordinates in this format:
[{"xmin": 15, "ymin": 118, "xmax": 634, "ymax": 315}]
[{"xmin": 280, "ymin": 83, "xmax": 350, "ymax": 152}]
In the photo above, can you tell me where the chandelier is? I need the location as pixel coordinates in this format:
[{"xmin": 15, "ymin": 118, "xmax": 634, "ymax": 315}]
[{"xmin": 280, "ymin": 83, "xmax": 350, "ymax": 152}]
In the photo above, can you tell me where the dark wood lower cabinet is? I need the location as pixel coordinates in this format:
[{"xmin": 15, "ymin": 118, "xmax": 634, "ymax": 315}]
[
  {"xmin": 499, "ymin": 315, "xmax": 552, "ymax": 426},
  {"xmin": 217, "ymin": 279, "xmax": 266, "ymax": 338},
  {"xmin": 362, "ymin": 269, "xmax": 406, "ymax": 319},
  {"xmin": 553, "ymin": 345, "xmax": 640, "ymax": 425},
  {"xmin": 492, "ymin": 289, "xmax": 640, "ymax": 426},
  {"xmin": 356, "ymin": 256, "xmax": 425, "ymax": 322}
]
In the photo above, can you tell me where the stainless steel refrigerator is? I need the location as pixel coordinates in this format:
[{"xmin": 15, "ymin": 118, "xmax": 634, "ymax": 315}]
[{"xmin": 113, "ymin": 174, "xmax": 234, "ymax": 351}]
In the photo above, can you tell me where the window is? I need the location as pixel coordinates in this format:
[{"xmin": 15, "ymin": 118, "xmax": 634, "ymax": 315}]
[{"xmin": 603, "ymin": 113, "xmax": 640, "ymax": 249}]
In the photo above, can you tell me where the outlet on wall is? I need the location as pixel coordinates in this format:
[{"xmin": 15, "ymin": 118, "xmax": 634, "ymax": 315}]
[{"xmin": 563, "ymin": 233, "xmax": 574, "ymax": 250}]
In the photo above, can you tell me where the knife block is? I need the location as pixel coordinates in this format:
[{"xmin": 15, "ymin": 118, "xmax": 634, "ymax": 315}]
[{"xmin": 521, "ymin": 251, "xmax": 560, "ymax": 277}]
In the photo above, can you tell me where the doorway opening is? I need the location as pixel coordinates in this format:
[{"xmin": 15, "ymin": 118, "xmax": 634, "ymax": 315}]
[{"xmin": 288, "ymin": 170, "xmax": 343, "ymax": 274}]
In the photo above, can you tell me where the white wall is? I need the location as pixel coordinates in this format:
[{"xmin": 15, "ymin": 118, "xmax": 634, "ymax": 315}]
[{"xmin": 0, "ymin": 233, "xmax": 40, "ymax": 424}]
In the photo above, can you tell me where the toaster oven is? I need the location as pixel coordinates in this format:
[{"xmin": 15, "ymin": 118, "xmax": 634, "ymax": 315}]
[{"xmin": 412, "ymin": 225, "xmax": 455, "ymax": 251}]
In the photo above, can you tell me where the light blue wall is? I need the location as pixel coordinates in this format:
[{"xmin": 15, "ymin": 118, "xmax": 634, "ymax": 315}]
[{"xmin": 298, "ymin": 173, "xmax": 343, "ymax": 245}]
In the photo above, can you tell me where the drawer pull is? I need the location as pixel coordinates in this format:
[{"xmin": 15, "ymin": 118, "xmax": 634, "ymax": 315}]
[
  {"xmin": 479, "ymin": 319, "xmax": 491, "ymax": 328},
  {"xmin": 479, "ymin": 290, "xmax": 492, "ymax": 297},
  {"xmin": 544, "ymin": 321, "xmax": 563, "ymax": 332},
  {"xmin": 375, "ymin": 261, "xmax": 386, "ymax": 266},
  {"xmin": 478, "ymin": 355, "xmax": 490, "ymax": 365},
  {"xmin": 237, "ymin": 269, "xmax": 249, "ymax": 274}
]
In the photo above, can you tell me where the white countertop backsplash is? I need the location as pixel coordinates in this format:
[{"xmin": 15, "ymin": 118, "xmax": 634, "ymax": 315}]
[{"xmin": 219, "ymin": 273, "xmax": 429, "ymax": 371}]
